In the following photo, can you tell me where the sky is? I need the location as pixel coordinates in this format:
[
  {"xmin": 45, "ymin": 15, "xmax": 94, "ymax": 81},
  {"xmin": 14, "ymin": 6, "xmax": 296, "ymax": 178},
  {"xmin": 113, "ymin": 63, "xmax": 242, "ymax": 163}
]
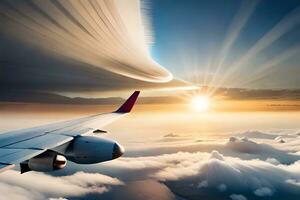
[
  {"xmin": 150, "ymin": 0, "xmax": 300, "ymax": 89},
  {"xmin": 1, "ymin": 0, "xmax": 300, "ymax": 100}
]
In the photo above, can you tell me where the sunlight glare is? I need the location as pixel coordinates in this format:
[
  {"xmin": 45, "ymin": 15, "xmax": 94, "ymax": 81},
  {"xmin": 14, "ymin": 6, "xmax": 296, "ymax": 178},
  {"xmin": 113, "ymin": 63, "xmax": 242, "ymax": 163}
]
[{"xmin": 191, "ymin": 95, "xmax": 210, "ymax": 112}]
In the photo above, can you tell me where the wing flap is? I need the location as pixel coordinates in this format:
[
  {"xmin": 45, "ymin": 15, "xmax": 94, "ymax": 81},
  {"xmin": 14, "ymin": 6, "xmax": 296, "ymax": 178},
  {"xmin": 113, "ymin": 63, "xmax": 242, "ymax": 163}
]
[
  {"xmin": 0, "ymin": 148, "xmax": 45, "ymax": 164},
  {"xmin": 52, "ymin": 127, "xmax": 93, "ymax": 137},
  {"xmin": 50, "ymin": 113, "xmax": 124, "ymax": 136},
  {"xmin": 80, "ymin": 113, "xmax": 124, "ymax": 130},
  {"xmin": 5, "ymin": 134, "xmax": 73, "ymax": 150}
]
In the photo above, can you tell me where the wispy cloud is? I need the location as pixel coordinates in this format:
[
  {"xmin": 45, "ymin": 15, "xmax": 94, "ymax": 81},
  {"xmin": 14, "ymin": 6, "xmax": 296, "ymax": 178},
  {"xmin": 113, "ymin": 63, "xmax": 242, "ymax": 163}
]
[
  {"xmin": 0, "ymin": 0, "xmax": 174, "ymax": 94},
  {"xmin": 0, "ymin": 171, "xmax": 123, "ymax": 200}
]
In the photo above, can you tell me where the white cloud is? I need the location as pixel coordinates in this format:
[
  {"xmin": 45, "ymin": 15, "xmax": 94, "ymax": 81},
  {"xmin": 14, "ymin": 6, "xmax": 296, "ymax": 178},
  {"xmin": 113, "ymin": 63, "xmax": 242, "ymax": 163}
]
[
  {"xmin": 217, "ymin": 183, "xmax": 227, "ymax": 192},
  {"xmin": 235, "ymin": 130, "xmax": 278, "ymax": 139},
  {"xmin": 197, "ymin": 180, "xmax": 208, "ymax": 188},
  {"xmin": 254, "ymin": 187, "xmax": 273, "ymax": 196},
  {"xmin": 48, "ymin": 198, "xmax": 68, "ymax": 200},
  {"xmin": 0, "ymin": 171, "xmax": 123, "ymax": 200},
  {"xmin": 123, "ymin": 132, "xmax": 300, "ymax": 165},
  {"xmin": 99, "ymin": 148, "xmax": 300, "ymax": 199},
  {"xmin": 0, "ymin": 182, "xmax": 42, "ymax": 200},
  {"xmin": 2, "ymin": 131, "xmax": 300, "ymax": 200},
  {"xmin": 230, "ymin": 194, "xmax": 247, "ymax": 200},
  {"xmin": 265, "ymin": 158, "xmax": 280, "ymax": 165},
  {"xmin": 210, "ymin": 150, "xmax": 225, "ymax": 160}
]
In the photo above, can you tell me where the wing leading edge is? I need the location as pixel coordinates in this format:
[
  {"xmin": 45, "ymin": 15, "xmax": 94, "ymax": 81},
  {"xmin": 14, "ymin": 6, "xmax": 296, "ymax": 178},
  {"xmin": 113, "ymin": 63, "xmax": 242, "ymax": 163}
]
[{"xmin": 0, "ymin": 91, "xmax": 140, "ymax": 173}]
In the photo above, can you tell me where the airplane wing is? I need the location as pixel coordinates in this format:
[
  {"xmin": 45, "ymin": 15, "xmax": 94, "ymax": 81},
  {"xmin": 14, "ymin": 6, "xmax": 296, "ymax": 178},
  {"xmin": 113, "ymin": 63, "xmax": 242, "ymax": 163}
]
[{"xmin": 0, "ymin": 91, "xmax": 140, "ymax": 173}]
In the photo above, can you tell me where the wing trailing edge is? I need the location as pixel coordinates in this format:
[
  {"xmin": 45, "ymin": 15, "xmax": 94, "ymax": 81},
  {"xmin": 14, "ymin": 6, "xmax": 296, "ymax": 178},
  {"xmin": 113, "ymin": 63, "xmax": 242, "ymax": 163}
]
[{"xmin": 115, "ymin": 91, "xmax": 140, "ymax": 113}]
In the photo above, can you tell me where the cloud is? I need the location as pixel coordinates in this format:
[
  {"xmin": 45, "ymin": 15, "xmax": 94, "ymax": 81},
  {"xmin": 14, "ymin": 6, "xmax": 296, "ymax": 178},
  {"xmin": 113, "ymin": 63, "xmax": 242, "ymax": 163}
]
[
  {"xmin": 235, "ymin": 130, "xmax": 297, "ymax": 141},
  {"xmin": 217, "ymin": 183, "xmax": 227, "ymax": 192},
  {"xmin": 0, "ymin": 0, "xmax": 176, "ymax": 95},
  {"xmin": 0, "ymin": 0, "xmax": 172, "ymax": 82},
  {"xmin": 235, "ymin": 130, "xmax": 279, "ymax": 140},
  {"xmin": 123, "ymin": 134, "xmax": 300, "ymax": 164},
  {"xmin": 83, "ymin": 151, "xmax": 293, "ymax": 200},
  {"xmin": 151, "ymin": 151, "xmax": 300, "ymax": 199},
  {"xmin": 210, "ymin": 150, "xmax": 224, "ymax": 160},
  {"xmin": 0, "ymin": 170, "xmax": 123, "ymax": 200},
  {"xmin": 117, "ymin": 151, "xmax": 300, "ymax": 199},
  {"xmin": 0, "ymin": 89, "xmax": 193, "ymax": 104},
  {"xmin": 253, "ymin": 187, "xmax": 273, "ymax": 197},
  {"xmin": 265, "ymin": 158, "xmax": 280, "ymax": 165},
  {"xmin": 230, "ymin": 194, "xmax": 247, "ymax": 200},
  {"xmin": 201, "ymin": 86, "xmax": 300, "ymax": 100},
  {"xmin": 48, "ymin": 198, "xmax": 68, "ymax": 200},
  {"xmin": 70, "ymin": 134, "xmax": 300, "ymax": 200},
  {"xmin": 164, "ymin": 133, "xmax": 180, "ymax": 138},
  {"xmin": 197, "ymin": 180, "xmax": 208, "ymax": 188},
  {"xmin": 275, "ymin": 136, "xmax": 286, "ymax": 143},
  {"xmin": 2, "ymin": 130, "xmax": 300, "ymax": 200}
]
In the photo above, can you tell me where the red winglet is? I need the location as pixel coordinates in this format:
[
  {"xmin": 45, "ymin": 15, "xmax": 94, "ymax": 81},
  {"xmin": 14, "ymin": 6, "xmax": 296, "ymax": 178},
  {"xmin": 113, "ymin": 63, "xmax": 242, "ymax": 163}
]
[{"xmin": 115, "ymin": 91, "xmax": 140, "ymax": 113}]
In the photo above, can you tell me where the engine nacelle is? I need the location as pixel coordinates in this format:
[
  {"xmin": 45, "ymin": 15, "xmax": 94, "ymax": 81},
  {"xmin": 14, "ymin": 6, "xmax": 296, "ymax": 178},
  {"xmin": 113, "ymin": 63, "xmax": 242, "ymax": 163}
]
[
  {"xmin": 21, "ymin": 151, "xmax": 67, "ymax": 173},
  {"xmin": 65, "ymin": 136, "xmax": 124, "ymax": 164}
]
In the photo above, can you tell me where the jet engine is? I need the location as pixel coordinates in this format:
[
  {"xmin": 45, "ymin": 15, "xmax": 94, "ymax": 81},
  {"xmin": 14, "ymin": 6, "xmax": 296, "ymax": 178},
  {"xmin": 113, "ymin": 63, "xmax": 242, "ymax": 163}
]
[
  {"xmin": 20, "ymin": 151, "xmax": 67, "ymax": 173},
  {"xmin": 65, "ymin": 136, "xmax": 124, "ymax": 164}
]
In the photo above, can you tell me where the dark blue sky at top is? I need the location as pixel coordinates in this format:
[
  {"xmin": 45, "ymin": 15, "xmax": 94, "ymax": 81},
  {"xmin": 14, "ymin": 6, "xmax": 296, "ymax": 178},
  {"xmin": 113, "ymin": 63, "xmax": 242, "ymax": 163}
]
[{"xmin": 149, "ymin": 0, "xmax": 300, "ymax": 89}]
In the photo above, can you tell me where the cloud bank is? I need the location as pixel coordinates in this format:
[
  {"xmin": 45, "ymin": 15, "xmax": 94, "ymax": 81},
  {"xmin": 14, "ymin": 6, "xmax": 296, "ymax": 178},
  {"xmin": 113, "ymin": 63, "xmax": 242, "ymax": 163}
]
[
  {"xmin": 1, "ymin": 130, "xmax": 300, "ymax": 200},
  {"xmin": 85, "ymin": 130, "xmax": 300, "ymax": 199},
  {"xmin": 0, "ymin": 170, "xmax": 122, "ymax": 200},
  {"xmin": 97, "ymin": 150, "xmax": 300, "ymax": 200},
  {"xmin": 123, "ymin": 135, "xmax": 300, "ymax": 164},
  {"xmin": 159, "ymin": 151, "xmax": 300, "ymax": 200},
  {"xmin": 0, "ymin": 0, "xmax": 174, "ymax": 94}
]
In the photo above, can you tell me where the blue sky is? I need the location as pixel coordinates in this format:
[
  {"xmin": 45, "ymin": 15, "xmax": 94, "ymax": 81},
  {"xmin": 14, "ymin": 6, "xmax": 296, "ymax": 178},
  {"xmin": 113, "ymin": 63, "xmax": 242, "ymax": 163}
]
[{"xmin": 150, "ymin": 0, "xmax": 300, "ymax": 89}]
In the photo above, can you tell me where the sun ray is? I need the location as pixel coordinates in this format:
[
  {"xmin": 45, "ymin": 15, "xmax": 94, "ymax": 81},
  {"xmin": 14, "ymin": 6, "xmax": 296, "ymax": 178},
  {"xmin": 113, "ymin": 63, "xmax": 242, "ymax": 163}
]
[
  {"xmin": 208, "ymin": 5, "xmax": 300, "ymax": 96},
  {"xmin": 208, "ymin": 0, "xmax": 259, "ymax": 92}
]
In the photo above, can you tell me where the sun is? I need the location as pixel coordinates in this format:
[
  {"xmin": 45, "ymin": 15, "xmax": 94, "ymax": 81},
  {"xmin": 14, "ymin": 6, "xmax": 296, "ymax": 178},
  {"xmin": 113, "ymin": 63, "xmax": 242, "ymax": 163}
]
[{"xmin": 191, "ymin": 95, "xmax": 210, "ymax": 112}]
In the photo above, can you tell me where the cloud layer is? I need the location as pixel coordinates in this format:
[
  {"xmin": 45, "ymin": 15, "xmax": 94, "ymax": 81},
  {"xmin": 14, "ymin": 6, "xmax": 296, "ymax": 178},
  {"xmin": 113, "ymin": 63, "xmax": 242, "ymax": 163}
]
[
  {"xmin": 1, "ymin": 130, "xmax": 300, "ymax": 200},
  {"xmin": 76, "ymin": 130, "xmax": 300, "ymax": 200},
  {"xmin": 0, "ymin": 0, "xmax": 173, "ymax": 94},
  {"xmin": 0, "ymin": 170, "xmax": 122, "ymax": 200},
  {"xmin": 97, "ymin": 150, "xmax": 300, "ymax": 200},
  {"xmin": 156, "ymin": 151, "xmax": 300, "ymax": 200}
]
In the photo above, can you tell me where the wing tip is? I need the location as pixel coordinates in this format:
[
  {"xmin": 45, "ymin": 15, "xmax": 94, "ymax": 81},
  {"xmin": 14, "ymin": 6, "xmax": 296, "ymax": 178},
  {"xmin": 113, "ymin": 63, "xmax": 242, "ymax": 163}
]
[{"xmin": 115, "ymin": 91, "xmax": 140, "ymax": 113}]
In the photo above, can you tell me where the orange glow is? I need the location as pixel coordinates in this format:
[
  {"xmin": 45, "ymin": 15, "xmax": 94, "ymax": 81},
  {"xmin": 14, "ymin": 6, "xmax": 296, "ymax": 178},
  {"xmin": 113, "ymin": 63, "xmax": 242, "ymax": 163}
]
[{"xmin": 190, "ymin": 95, "xmax": 210, "ymax": 112}]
